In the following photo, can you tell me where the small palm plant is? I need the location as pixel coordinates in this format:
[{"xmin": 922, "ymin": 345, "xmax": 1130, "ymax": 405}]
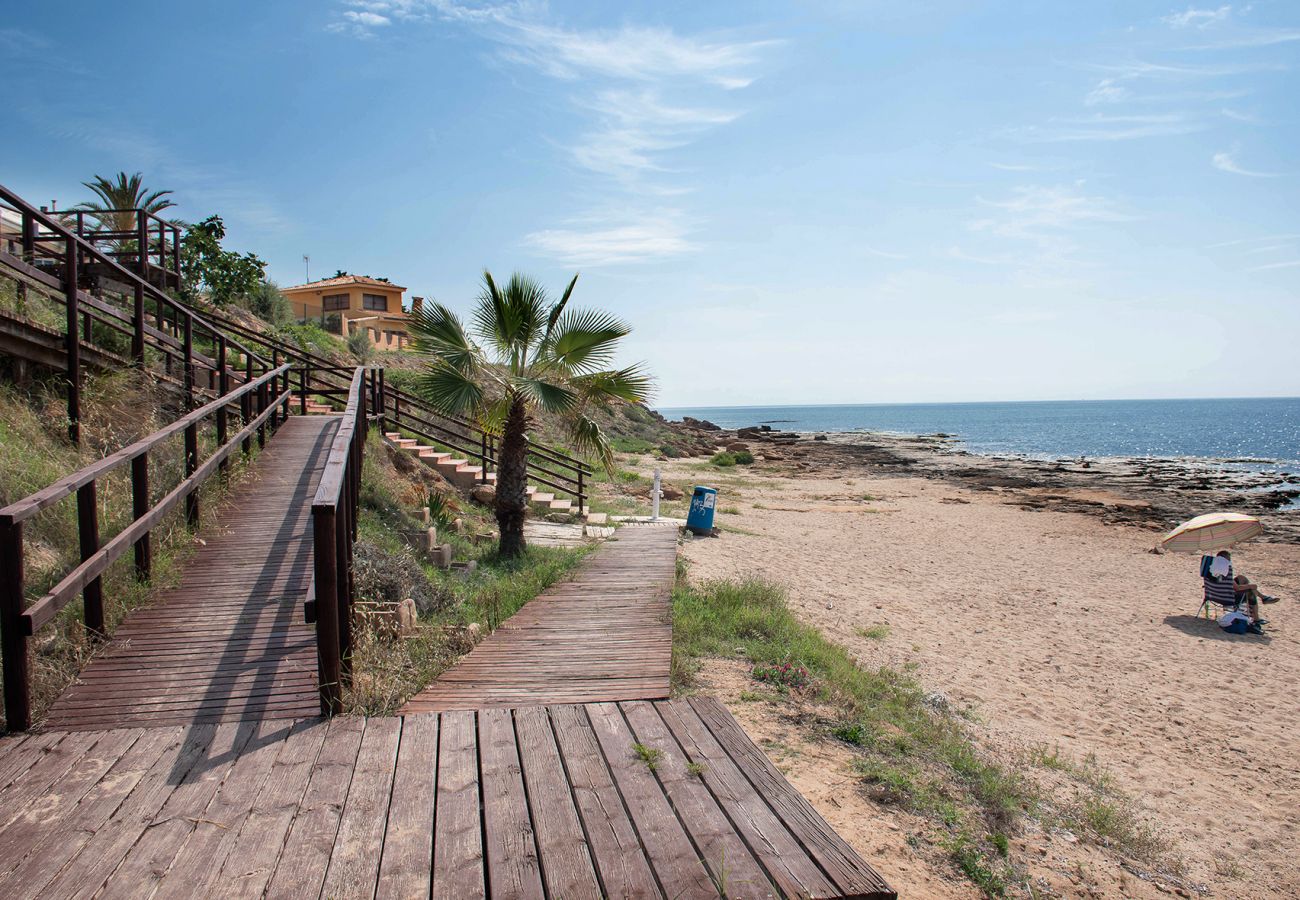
[
  {"xmin": 408, "ymin": 271, "xmax": 652, "ymax": 558},
  {"xmin": 71, "ymin": 172, "xmax": 180, "ymax": 258}
]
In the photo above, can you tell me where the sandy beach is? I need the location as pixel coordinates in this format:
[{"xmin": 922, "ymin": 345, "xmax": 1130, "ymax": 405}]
[{"xmin": 648, "ymin": 440, "xmax": 1300, "ymax": 897}]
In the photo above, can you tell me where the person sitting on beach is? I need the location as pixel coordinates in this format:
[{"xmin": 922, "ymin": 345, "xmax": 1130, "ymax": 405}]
[{"xmin": 1206, "ymin": 551, "xmax": 1278, "ymax": 633}]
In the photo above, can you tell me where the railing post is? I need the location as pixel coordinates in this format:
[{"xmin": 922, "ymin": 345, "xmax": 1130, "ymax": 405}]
[
  {"xmin": 216, "ymin": 338, "xmax": 229, "ymax": 474},
  {"xmin": 171, "ymin": 226, "xmax": 182, "ymax": 285},
  {"xmin": 300, "ymin": 359, "xmax": 310, "ymax": 415},
  {"xmin": 337, "ymin": 491, "xmax": 353, "ymax": 685},
  {"xmin": 271, "ymin": 351, "xmax": 281, "ymax": 427},
  {"xmin": 77, "ymin": 481, "xmax": 104, "ymax": 635},
  {"xmin": 578, "ymin": 469, "xmax": 585, "ymax": 517},
  {"xmin": 136, "ymin": 211, "xmax": 149, "ymax": 280},
  {"xmin": 242, "ymin": 356, "xmax": 254, "ymax": 455},
  {"xmin": 257, "ymin": 374, "xmax": 267, "ymax": 448},
  {"xmin": 377, "ymin": 368, "xmax": 386, "ymax": 431},
  {"xmin": 480, "ymin": 432, "xmax": 488, "ymax": 483},
  {"xmin": 182, "ymin": 314, "xmax": 195, "ymax": 410},
  {"xmin": 313, "ymin": 507, "xmax": 342, "ymax": 715},
  {"xmin": 132, "ymin": 283, "xmax": 146, "ymax": 364},
  {"xmin": 132, "ymin": 453, "xmax": 151, "ymax": 580},
  {"xmin": 64, "ymin": 238, "xmax": 81, "ymax": 445},
  {"xmin": 0, "ymin": 521, "xmax": 31, "ymax": 732}
]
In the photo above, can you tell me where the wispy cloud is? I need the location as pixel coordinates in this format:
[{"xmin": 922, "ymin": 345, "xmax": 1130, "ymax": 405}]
[
  {"xmin": 1011, "ymin": 113, "xmax": 1203, "ymax": 142},
  {"xmin": 1207, "ymin": 233, "xmax": 1300, "ymax": 248},
  {"xmin": 1211, "ymin": 149, "xmax": 1280, "ymax": 177},
  {"xmin": 961, "ymin": 183, "xmax": 1130, "ymax": 272},
  {"xmin": 330, "ymin": 1, "xmax": 772, "ymax": 264},
  {"xmin": 1162, "ymin": 6, "xmax": 1233, "ymax": 29},
  {"xmin": 1248, "ymin": 259, "xmax": 1300, "ymax": 272},
  {"xmin": 524, "ymin": 212, "xmax": 693, "ymax": 265}
]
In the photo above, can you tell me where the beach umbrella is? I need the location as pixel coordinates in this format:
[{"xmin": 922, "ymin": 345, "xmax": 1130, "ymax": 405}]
[{"xmin": 1160, "ymin": 512, "xmax": 1263, "ymax": 554}]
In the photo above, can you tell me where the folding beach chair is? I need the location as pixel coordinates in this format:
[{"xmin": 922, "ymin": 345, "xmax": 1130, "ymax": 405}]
[{"xmin": 1196, "ymin": 554, "xmax": 1242, "ymax": 620}]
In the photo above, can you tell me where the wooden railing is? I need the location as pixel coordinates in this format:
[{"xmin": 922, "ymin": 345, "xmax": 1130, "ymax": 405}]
[
  {"xmin": 0, "ymin": 364, "xmax": 292, "ymax": 731},
  {"xmin": 306, "ymin": 367, "xmax": 370, "ymax": 715},
  {"xmin": 195, "ymin": 303, "xmax": 595, "ymax": 508},
  {"xmin": 0, "ymin": 184, "xmax": 270, "ymax": 445}
]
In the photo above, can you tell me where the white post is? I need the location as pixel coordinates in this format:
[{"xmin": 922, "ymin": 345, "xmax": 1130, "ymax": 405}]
[{"xmin": 652, "ymin": 468, "xmax": 661, "ymax": 521}]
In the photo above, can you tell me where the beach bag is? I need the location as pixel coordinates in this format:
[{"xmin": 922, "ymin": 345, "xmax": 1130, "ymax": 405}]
[{"xmin": 1218, "ymin": 610, "xmax": 1250, "ymax": 634}]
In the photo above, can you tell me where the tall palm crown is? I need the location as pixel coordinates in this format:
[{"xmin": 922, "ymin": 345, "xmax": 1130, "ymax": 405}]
[
  {"xmin": 409, "ymin": 270, "xmax": 652, "ymax": 557},
  {"xmin": 71, "ymin": 172, "xmax": 178, "ymax": 238}
]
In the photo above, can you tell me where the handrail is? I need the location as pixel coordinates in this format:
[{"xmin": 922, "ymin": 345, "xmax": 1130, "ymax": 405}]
[
  {"xmin": 0, "ymin": 364, "xmax": 289, "ymax": 525},
  {"xmin": 0, "ymin": 364, "xmax": 292, "ymax": 731},
  {"xmin": 0, "ymin": 185, "xmax": 266, "ymax": 367},
  {"xmin": 310, "ymin": 367, "xmax": 369, "ymax": 715}
]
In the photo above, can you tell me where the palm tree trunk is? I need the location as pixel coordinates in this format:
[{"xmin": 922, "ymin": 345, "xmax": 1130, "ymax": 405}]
[{"xmin": 495, "ymin": 394, "xmax": 530, "ymax": 558}]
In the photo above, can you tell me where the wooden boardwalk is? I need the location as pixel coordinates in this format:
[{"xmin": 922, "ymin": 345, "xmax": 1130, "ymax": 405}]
[
  {"xmin": 0, "ymin": 698, "xmax": 893, "ymax": 898},
  {"xmin": 402, "ymin": 525, "xmax": 678, "ymax": 714},
  {"xmin": 43, "ymin": 416, "xmax": 339, "ymax": 731}
]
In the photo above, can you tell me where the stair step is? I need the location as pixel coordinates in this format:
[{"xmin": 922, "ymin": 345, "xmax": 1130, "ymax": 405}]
[
  {"xmin": 530, "ymin": 493, "xmax": 555, "ymax": 505},
  {"xmin": 416, "ymin": 447, "xmax": 441, "ymax": 457},
  {"xmin": 458, "ymin": 465, "xmax": 483, "ymax": 476},
  {"xmin": 436, "ymin": 458, "xmax": 469, "ymax": 468},
  {"xmin": 548, "ymin": 499, "xmax": 572, "ymax": 512},
  {"xmin": 584, "ymin": 512, "xmax": 609, "ymax": 525},
  {"xmin": 384, "ymin": 432, "xmax": 402, "ymax": 441}
]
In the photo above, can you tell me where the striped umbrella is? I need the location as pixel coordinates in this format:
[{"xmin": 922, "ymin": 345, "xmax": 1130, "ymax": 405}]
[{"xmin": 1160, "ymin": 512, "xmax": 1263, "ymax": 553}]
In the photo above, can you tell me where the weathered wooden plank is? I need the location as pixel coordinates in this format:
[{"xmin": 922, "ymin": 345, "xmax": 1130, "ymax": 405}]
[
  {"xmin": 263, "ymin": 716, "xmax": 365, "ymax": 899},
  {"xmin": 585, "ymin": 702, "xmax": 719, "ymax": 899},
  {"xmin": 689, "ymin": 696, "xmax": 896, "ymax": 899},
  {"xmin": 401, "ymin": 526, "xmax": 677, "ymax": 713},
  {"xmin": 147, "ymin": 719, "xmax": 294, "ymax": 899},
  {"xmin": 319, "ymin": 717, "xmax": 402, "ymax": 899},
  {"xmin": 546, "ymin": 704, "xmax": 658, "ymax": 899},
  {"xmin": 32, "ymin": 724, "xmax": 221, "ymax": 900},
  {"xmin": 658, "ymin": 698, "xmax": 843, "ymax": 899},
  {"xmin": 210, "ymin": 718, "xmax": 330, "ymax": 898},
  {"xmin": 376, "ymin": 713, "xmax": 438, "ymax": 900},
  {"xmin": 0, "ymin": 727, "xmax": 181, "ymax": 898},
  {"xmin": 621, "ymin": 701, "xmax": 777, "ymax": 899},
  {"xmin": 479, "ymin": 707, "xmax": 545, "ymax": 900},
  {"xmin": 432, "ymin": 709, "xmax": 485, "ymax": 900},
  {"xmin": 512, "ymin": 706, "xmax": 607, "ymax": 898},
  {"xmin": 95, "ymin": 722, "xmax": 257, "ymax": 900}
]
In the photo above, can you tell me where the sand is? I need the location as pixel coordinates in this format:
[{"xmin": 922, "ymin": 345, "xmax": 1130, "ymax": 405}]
[{"xmin": 653, "ymin": 458, "xmax": 1300, "ymax": 897}]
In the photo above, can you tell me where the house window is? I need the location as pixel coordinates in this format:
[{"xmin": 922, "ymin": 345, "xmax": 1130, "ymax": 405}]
[
  {"xmin": 363, "ymin": 293, "xmax": 388, "ymax": 311},
  {"xmin": 322, "ymin": 293, "xmax": 348, "ymax": 311}
]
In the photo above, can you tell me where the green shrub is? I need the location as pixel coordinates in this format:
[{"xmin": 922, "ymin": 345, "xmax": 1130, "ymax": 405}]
[
  {"xmin": 710, "ymin": 451, "xmax": 737, "ymax": 467},
  {"xmin": 733, "ymin": 450, "xmax": 754, "ymax": 464}
]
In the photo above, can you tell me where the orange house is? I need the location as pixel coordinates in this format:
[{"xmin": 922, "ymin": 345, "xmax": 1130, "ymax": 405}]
[{"xmin": 282, "ymin": 275, "xmax": 422, "ymax": 351}]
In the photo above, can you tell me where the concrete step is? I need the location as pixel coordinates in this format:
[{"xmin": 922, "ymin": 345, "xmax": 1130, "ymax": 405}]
[
  {"xmin": 548, "ymin": 499, "xmax": 572, "ymax": 513},
  {"xmin": 384, "ymin": 432, "xmax": 402, "ymax": 441},
  {"xmin": 584, "ymin": 512, "xmax": 609, "ymax": 525},
  {"xmin": 529, "ymin": 492, "xmax": 555, "ymax": 506}
]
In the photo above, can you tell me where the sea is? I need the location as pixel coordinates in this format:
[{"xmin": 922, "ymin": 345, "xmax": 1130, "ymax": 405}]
[{"xmin": 655, "ymin": 398, "xmax": 1300, "ymax": 473}]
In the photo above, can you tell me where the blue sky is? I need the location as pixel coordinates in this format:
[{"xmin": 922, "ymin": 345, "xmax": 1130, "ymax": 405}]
[{"xmin": 3, "ymin": 1, "xmax": 1298, "ymax": 407}]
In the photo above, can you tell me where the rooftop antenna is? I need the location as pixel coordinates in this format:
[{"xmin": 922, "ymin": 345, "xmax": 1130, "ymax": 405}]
[{"xmin": 303, "ymin": 255, "xmax": 310, "ymax": 282}]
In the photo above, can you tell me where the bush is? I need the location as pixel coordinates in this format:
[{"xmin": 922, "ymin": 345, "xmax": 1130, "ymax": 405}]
[
  {"xmin": 347, "ymin": 328, "xmax": 373, "ymax": 363},
  {"xmin": 245, "ymin": 280, "xmax": 292, "ymax": 326},
  {"xmin": 733, "ymin": 450, "xmax": 754, "ymax": 465},
  {"xmin": 710, "ymin": 451, "xmax": 737, "ymax": 467},
  {"xmin": 353, "ymin": 539, "xmax": 452, "ymax": 615}
]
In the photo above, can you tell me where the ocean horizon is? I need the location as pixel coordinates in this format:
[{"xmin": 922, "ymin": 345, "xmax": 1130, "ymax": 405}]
[{"xmin": 656, "ymin": 397, "xmax": 1300, "ymax": 469}]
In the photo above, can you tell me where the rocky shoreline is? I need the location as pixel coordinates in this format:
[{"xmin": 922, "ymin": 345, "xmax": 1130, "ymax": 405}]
[{"xmin": 666, "ymin": 418, "xmax": 1300, "ymax": 544}]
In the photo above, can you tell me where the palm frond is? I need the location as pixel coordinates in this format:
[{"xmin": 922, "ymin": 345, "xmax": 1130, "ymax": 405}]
[
  {"xmin": 415, "ymin": 362, "xmax": 485, "ymax": 419},
  {"xmin": 541, "ymin": 308, "xmax": 633, "ymax": 374},
  {"xmin": 572, "ymin": 365, "xmax": 655, "ymax": 405},
  {"xmin": 564, "ymin": 415, "xmax": 615, "ymax": 474},
  {"xmin": 407, "ymin": 301, "xmax": 480, "ymax": 373},
  {"xmin": 473, "ymin": 270, "xmax": 548, "ymax": 368},
  {"xmin": 513, "ymin": 375, "xmax": 578, "ymax": 416}
]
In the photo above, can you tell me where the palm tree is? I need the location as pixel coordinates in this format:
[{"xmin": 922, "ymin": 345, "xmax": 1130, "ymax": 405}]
[
  {"xmin": 408, "ymin": 271, "xmax": 652, "ymax": 558},
  {"xmin": 71, "ymin": 173, "xmax": 179, "ymax": 256}
]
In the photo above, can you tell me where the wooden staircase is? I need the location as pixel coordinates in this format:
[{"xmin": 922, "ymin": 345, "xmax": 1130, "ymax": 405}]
[{"xmin": 384, "ymin": 431, "xmax": 583, "ymax": 517}]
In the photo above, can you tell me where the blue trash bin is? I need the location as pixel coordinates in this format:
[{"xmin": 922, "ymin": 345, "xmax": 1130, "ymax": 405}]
[{"xmin": 686, "ymin": 486, "xmax": 718, "ymax": 535}]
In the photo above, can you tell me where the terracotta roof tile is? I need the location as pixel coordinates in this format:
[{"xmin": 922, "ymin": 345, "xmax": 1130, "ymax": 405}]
[{"xmin": 283, "ymin": 274, "xmax": 406, "ymax": 292}]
